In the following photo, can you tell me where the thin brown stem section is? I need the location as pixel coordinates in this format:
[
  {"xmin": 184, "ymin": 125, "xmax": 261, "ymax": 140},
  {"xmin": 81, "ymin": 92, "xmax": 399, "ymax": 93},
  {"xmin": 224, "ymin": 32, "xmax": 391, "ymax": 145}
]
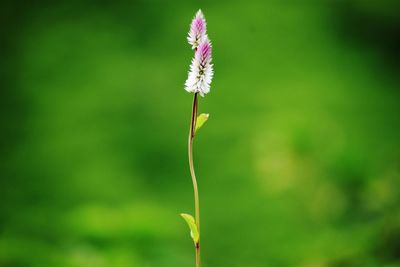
[
  {"xmin": 188, "ymin": 92, "xmax": 200, "ymax": 267},
  {"xmin": 195, "ymin": 244, "xmax": 200, "ymax": 267}
]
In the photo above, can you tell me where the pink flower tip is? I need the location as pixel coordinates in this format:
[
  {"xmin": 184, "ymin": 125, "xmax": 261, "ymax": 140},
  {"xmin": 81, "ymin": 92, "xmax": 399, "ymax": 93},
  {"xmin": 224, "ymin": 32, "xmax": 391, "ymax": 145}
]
[
  {"xmin": 187, "ymin": 9, "xmax": 207, "ymax": 49},
  {"xmin": 195, "ymin": 38, "xmax": 212, "ymax": 64}
]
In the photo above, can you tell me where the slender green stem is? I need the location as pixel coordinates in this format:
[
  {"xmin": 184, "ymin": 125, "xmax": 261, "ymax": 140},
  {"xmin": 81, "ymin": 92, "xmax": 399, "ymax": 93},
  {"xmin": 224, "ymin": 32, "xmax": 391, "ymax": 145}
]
[
  {"xmin": 188, "ymin": 92, "xmax": 200, "ymax": 267},
  {"xmin": 195, "ymin": 244, "xmax": 200, "ymax": 267}
]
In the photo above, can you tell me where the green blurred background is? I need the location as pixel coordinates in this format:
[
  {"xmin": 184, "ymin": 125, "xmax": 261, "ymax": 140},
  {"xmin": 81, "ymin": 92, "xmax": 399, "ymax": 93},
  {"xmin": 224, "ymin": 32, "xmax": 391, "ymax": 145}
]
[{"xmin": 1, "ymin": 0, "xmax": 400, "ymax": 266}]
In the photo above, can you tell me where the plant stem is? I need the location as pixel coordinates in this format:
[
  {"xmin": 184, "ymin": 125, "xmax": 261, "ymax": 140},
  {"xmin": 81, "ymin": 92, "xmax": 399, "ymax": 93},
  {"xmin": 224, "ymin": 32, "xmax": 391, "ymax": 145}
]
[{"xmin": 188, "ymin": 92, "xmax": 200, "ymax": 267}]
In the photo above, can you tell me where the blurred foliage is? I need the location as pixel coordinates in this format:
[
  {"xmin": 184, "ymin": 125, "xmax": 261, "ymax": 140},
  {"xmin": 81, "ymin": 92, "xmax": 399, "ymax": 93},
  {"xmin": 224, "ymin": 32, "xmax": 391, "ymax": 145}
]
[{"xmin": 1, "ymin": 0, "xmax": 400, "ymax": 267}]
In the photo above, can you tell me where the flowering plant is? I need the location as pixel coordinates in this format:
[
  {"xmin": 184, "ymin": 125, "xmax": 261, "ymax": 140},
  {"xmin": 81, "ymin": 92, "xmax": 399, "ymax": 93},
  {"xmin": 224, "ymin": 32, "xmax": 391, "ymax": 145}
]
[{"xmin": 181, "ymin": 9, "xmax": 213, "ymax": 267}]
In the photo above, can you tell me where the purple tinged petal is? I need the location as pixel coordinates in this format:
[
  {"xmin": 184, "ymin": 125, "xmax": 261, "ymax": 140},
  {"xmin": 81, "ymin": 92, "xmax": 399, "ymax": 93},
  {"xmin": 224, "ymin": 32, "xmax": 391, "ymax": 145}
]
[
  {"xmin": 196, "ymin": 38, "xmax": 212, "ymax": 65},
  {"xmin": 187, "ymin": 9, "xmax": 207, "ymax": 49}
]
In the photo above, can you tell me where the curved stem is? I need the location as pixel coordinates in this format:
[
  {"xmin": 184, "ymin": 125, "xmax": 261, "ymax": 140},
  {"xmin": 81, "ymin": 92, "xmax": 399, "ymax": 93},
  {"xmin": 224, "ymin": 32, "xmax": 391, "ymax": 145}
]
[{"xmin": 188, "ymin": 92, "xmax": 200, "ymax": 267}]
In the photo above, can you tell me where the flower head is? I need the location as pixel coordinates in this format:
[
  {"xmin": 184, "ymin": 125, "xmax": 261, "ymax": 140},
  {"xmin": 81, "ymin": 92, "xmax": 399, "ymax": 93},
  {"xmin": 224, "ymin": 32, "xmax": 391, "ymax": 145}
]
[
  {"xmin": 187, "ymin": 9, "xmax": 207, "ymax": 50},
  {"xmin": 185, "ymin": 37, "xmax": 213, "ymax": 96}
]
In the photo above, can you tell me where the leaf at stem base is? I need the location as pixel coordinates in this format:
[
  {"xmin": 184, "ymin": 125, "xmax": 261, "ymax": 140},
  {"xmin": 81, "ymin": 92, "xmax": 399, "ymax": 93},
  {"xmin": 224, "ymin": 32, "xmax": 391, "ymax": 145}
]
[{"xmin": 180, "ymin": 213, "xmax": 199, "ymax": 244}]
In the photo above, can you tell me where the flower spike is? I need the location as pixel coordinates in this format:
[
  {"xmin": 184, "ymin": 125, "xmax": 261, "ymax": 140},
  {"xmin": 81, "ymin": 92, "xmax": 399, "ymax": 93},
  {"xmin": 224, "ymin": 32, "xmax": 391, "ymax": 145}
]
[
  {"xmin": 185, "ymin": 37, "xmax": 214, "ymax": 96},
  {"xmin": 187, "ymin": 9, "xmax": 207, "ymax": 50}
]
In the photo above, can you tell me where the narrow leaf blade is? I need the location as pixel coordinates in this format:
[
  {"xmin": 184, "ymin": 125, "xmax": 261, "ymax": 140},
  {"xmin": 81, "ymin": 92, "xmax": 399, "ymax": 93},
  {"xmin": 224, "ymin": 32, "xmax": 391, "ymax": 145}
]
[
  {"xmin": 195, "ymin": 113, "xmax": 209, "ymax": 133},
  {"xmin": 180, "ymin": 213, "xmax": 199, "ymax": 243}
]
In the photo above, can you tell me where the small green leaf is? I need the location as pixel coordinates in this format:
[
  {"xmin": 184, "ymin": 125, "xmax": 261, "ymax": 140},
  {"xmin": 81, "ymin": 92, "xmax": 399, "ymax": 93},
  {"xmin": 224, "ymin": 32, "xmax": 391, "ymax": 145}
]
[
  {"xmin": 195, "ymin": 113, "xmax": 209, "ymax": 133},
  {"xmin": 180, "ymin": 213, "xmax": 199, "ymax": 243}
]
